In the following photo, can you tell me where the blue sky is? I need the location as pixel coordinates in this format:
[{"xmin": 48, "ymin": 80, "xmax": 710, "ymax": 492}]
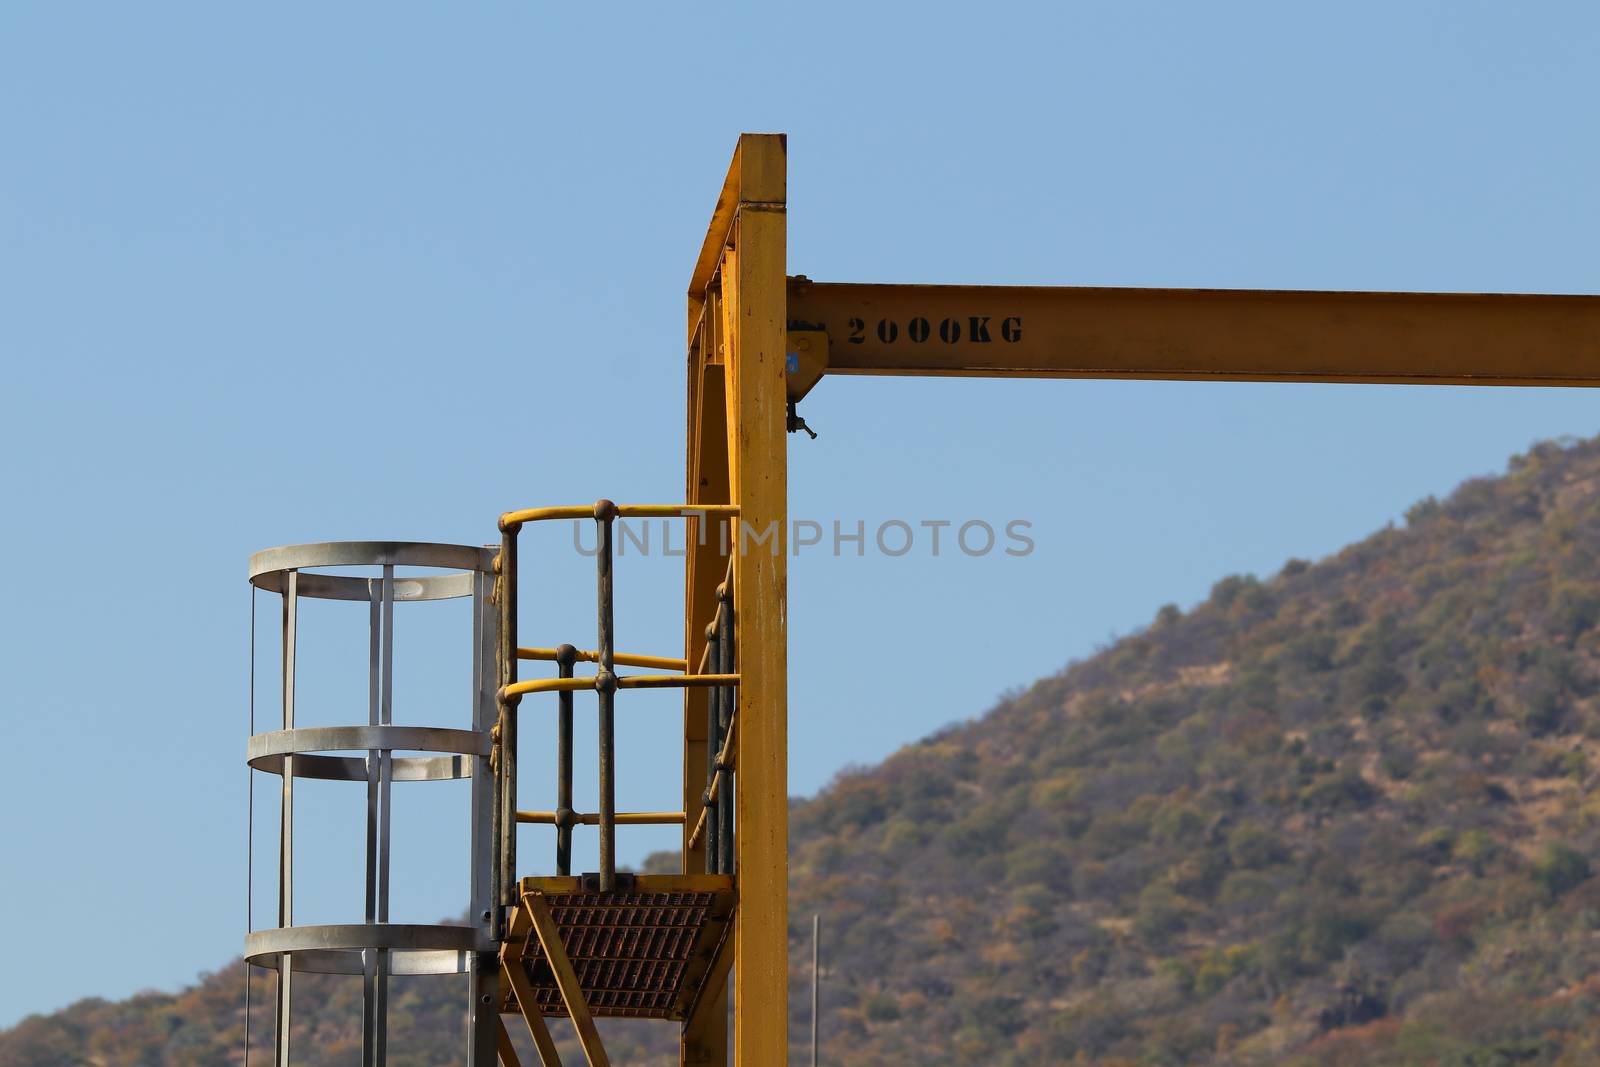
[{"xmin": 2, "ymin": 0, "xmax": 1597, "ymax": 1027}]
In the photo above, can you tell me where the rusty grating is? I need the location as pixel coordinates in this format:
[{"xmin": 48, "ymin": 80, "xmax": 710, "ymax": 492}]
[{"xmin": 505, "ymin": 875, "xmax": 736, "ymax": 1021}]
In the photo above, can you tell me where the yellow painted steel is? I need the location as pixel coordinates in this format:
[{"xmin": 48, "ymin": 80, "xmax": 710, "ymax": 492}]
[
  {"xmin": 680, "ymin": 924, "xmax": 735, "ymax": 1067},
  {"xmin": 500, "ymin": 503, "xmax": 739, "ymax": 529},
  {"xmin": 617, "ymin": 673, "xmax": 738, "ymax": 690},
  {"xmin": 519, "ymin": 872, "xmax": 735, "ymax": 895},
  {"xmin": 501, "ymin": 674, "xmax": 738, "ymax": 700},
  {"xmin": 681, "ymin": 358, "xmax": 730, "ymax": 1054},
  {"xmin": 678, "ymin": 132, "xmax": 794, "ymax": 1067},
  {"xmin": 615, "ymin": 504, "xmax": 741, "ymax": 518},
  {"xmin": 722, "ymin": 134, "xmax": 790, "ymax": 1067},
  {"xmin": 685, "ymin": 810, "xmax": 708, "ymax": 852},
  {"xmin": 714, "ymin": 707, "xmax": 738, "ymax": 775},
  {"xmin": 516, "ymin": 810, "xmax": 685, "ymax": 826},
  {"xmin": 500, "ymin": 677, "xmax": 594, "ymax": 699},
  {"xmin": 684, "ymin": 768, "xmax": 732, "ymax": 852},
  {"xmin": 500, "ymin": 969, "xmax": 562, "ymax": 1067},
  {"xmin": 518, "ymin": 647, "xmax": 689, "ymax": 672},
  {"xmin": 499, "ymin": 505, "xmax": 593, "ymax": 528},
  {"xmin": 523, "ymin": 891, "xmax": 612, "ymax": 1067},
  {"xmin": 785, "ymin": 278, "xmax": 1600, "ymax": 394},
  {"xmin": 613, "ymin": 652, "xmax": 689, "ymax": 671},
  {"xmin": 494, "ymin": 1015, "xmax": 533, "ymax": 1067},
  {"xmin": 784, "ymin": 328, "xmax": 829, "ymax": 400},
  {"xmin": 685, "ymin": 707, "xmax": 739, "ymax": 853}
]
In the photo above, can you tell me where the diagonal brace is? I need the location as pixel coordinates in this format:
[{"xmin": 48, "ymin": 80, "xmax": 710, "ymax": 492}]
[
  {"xmin": 495, "ymin": 1015, "xmax": 523, "ymax": 1067},
  {"xmin": 524, "ymin": 890, "xmax": 611, "ymax": 1067},
  {"xmin": 495, "ymin": 1016, "xmax": 523, "ymax": 1067},
  {"xmin": 500, "ymin": 963, "xmax": 564, "ymax": 1067}
]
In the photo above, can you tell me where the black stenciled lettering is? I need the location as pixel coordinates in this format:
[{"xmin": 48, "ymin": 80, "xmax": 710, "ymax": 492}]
[
  {"xmin": 968, "ymin": 316, "xmax": 992, "ymax": 342},
  {"xmin": 877, "ymin": 318, "xmax": 899, "ymax": 343},
  {"xmin": 938, "ymin": 317, "xmax": 961, "ymax": 343},
  {"xmin": 908, "ymin": 316, "xmax": 930, "ymax": 343},
  {"xmin": 1001, "ymin": 316, "xmax": 1022, "ymax": 343},
  {"xmin": 848, "ymin": 317, "xmax": 865, "ymax": 344}
]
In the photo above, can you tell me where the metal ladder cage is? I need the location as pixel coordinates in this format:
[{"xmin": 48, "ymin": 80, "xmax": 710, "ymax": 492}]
[
  {"xmin": 493, "ymin": 500, "xmax": 742, "ymax": 917},
  {"xmin": 246, "ymin": 541, "xmax": 500, "ymax": 1067}
]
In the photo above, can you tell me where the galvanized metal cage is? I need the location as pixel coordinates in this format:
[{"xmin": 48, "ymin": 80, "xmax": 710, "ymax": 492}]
[{"xmin": 246, "ymin": 542, "xmax": 499, "ymax": 1067}]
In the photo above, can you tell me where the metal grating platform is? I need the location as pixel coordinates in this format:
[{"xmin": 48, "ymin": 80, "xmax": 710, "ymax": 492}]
[{"xmin": 502, "ymin": 874, "xmax": 736, "ymax": 1021}]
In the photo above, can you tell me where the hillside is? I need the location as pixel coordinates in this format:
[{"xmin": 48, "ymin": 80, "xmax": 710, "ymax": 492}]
[
  {"xmin": 7, "ymin": 435, "xmax": 1600, "ymax": 1065},
  {"xmin": 782, "ymin": 434, "xmax": 1600, "ymax": 1066}
]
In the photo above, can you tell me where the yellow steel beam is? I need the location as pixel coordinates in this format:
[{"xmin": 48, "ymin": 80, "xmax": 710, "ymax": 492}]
[
  {"xmin": 785, "ymin": 278, "xmax": 1600, "ymax": 391},
  {"xmin": 501, "ymin": 966, "xmax": 564, "ymax": 1067},
  {"xmin": 523, "ymin": 891, "xmax": 611, "ymax": 1067},
  {"xmin": 724, "ymin": 133, "xmax": 789, "ymax": 1067},
  {"xmin": 689, "ymin": 139, "xmax": 784, "ymax": 339},
  {"xmin": 680, "ymin": 900, "xmax": 736, "ymax": 1062},
  {"xmin": 680, "ymin": 132, "xmax": 790, "ymax": 1067},
  {"xmin": 500, "ymin": 906, "xmax": 556, "ymax": 1061},
  {"xmin": 683, "ymin": 358, "xmax": 731, "ymax": 882},
  {"xmin": 504, "ymin": 900, "xmax": 534, "ymax": 962},
  {"xmin": 681, "ymin": 204, "xmax": 732, "ymax": 1067}
]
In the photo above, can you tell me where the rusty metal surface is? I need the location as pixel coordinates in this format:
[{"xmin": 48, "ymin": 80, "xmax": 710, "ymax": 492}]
[{"xmin": 503, "ymin": 877, "xmax": 736, "ymax": 1021}]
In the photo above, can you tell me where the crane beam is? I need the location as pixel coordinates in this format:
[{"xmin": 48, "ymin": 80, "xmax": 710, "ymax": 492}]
[{"xmin": 784, "ymin": 278, "xmax": 1600, "ymax": 394}]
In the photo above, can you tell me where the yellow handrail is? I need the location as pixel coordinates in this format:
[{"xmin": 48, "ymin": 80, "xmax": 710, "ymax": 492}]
[
  {"xmin": 618, "ymin": 673, "xmax": 738, "ymax": 690},
  {"xmin": 500, "ymin": 502, "xmax": 740, "ymax": 529},
  {"xmin": 518, "ymin": 647, "xmax": 688, "ymax": 673},
  {"xmin": 502, "ymin": 677, "xmax": 594, "ymax": 697},
  {"xmin": 614, "ymin": 504, "xmax": 741, "ymax": 519},
  {"xmin": 501, "ymin": 673, "xmax": 739, "ymax": 701},
  {"xmin": 516, "ymin": 811, "xmax": 685, "ymax": 826}
]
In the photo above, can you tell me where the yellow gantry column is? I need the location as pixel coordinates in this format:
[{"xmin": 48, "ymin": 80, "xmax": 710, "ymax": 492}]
[
  {"xmin": 682, "ymin": 133, "xmax": 789, "ymax": 1067},
  {"xmin": 729, "ymin": 134, "xmax": 789, "ymax": 1067}
]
